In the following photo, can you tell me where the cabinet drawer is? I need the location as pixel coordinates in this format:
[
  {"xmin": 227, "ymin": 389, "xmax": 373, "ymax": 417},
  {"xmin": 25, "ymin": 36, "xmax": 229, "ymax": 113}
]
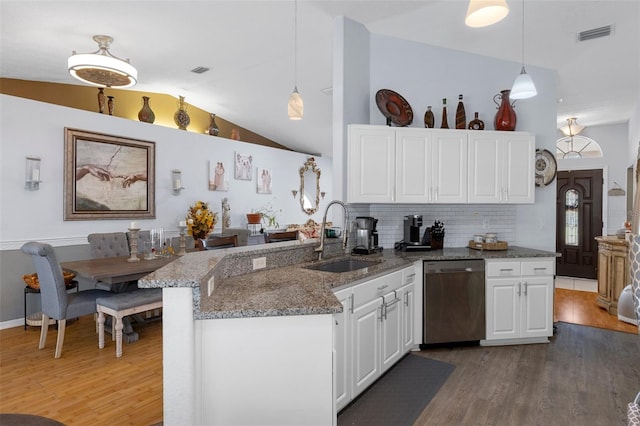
[
  {"xmin": 486, "ymin": 261, "xmax": 521, "ymax": 277},
  {"xmin": 352, "ymin": 270, "xmax": 402, "ymax": 309},
  {"xmin": 521, "ymin": 259, "xmax": 555, "ymax": 276}
]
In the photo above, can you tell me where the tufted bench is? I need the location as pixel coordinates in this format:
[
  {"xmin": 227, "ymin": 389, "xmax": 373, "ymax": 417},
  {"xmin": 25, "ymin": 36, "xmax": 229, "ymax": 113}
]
[{"xmin": 96, "ymin": 289, "xmax": 162, "ymax": 357}]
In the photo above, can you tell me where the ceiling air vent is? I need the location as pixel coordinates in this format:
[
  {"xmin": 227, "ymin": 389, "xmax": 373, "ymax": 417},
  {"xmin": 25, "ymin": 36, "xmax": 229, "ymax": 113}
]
[
  {"xmin": 577, "ymin": 25, "xmax": 613, "ymax": 42},
  {"xmin": 190, "ymin": 66, "xmax": 210, "ymax": 74}
]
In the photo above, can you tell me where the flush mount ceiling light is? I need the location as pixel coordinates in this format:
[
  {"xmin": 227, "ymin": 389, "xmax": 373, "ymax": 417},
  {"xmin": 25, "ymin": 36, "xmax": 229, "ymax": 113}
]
[
  {"xmin": 510, "ymin": 0, "xmax": 537, "ymax": 100},
  {"xmin": 288, "ymin": 0, "xmax": 303, "ymax": 120},
  {"xmin": 68, "ymin": 35, "xmax": 137, "ymax": 88},
  {"xmin": 465, "ymin": 0, "xmax": 509, "ymax": 28},
  {"xmin": 560, "ymin": 117, "xmax": 585, "ymax": 137}
]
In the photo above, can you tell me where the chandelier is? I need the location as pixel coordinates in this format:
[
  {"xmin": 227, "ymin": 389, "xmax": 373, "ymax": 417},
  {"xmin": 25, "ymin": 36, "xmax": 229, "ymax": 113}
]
[
  {"xmin": 68, "ymin": 35, "xmax": 137, "ymax": 88},
  {"xmin": 557, "ymin": 117, "xmax": 591, "ymax": 159}
]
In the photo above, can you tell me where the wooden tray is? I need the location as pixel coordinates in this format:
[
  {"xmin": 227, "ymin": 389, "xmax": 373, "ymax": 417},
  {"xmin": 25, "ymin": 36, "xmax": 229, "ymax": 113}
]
[{"xmin": 468, "ymin": 240, "xmax": 508, "ymax": 251}]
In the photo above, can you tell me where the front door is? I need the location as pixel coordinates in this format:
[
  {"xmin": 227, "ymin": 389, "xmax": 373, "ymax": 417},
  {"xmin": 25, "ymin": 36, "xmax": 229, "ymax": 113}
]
[{"xmin": 556, "ymin": 169, "xmax": 603, "ymax": 279}]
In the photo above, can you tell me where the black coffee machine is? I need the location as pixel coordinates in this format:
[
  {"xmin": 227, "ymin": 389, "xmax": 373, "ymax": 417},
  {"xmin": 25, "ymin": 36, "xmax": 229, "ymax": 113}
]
[
  {"xmin": 395, "ymin": 215, "xmax": 432, "ymax": 251},
  {"xmin": 352, "ymin": 216, "xmax": 383, "ymax": 255}
]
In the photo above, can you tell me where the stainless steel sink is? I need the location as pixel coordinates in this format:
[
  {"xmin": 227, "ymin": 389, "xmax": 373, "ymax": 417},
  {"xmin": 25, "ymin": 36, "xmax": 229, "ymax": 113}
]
[{"xmin": 303, "ymin": 259, "xmax": 379, "ymax": 273}]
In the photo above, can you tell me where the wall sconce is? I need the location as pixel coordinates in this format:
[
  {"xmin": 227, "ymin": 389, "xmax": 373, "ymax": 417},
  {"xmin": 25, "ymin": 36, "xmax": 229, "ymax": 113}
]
[
  {"xmin": 25, "ymin": 156, "xmax": 41, "ymax": 190},
  {"xmin": 321, "ymin": 191, "xmax": 326, "ymax": 199},
  {"xmin": 172, "ymin": 169, "xmax": 184, "ymax": 195},
  {"xmin": 291, "ymin": 190, "xmax": 298, "ymax": 198},
  {"xmin": 608, "ymin": 182, "xmax": 625, "ymax": 196}
]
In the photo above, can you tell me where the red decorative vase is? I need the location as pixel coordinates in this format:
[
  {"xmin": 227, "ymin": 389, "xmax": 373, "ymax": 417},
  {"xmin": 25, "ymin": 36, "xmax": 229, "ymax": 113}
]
[{"xmin": 493, "ymin": 89, "xmax": 517, "ymax": 131}]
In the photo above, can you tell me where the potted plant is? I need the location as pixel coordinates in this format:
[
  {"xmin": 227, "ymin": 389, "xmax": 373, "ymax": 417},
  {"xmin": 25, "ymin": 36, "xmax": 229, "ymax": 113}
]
[
  {"xmin": 186, "ymin": 200, "xmax": 217, "ymax": 250},
  {"xmin": 248, "ymin": 203, "xmax": 281, "ymax": 233}
]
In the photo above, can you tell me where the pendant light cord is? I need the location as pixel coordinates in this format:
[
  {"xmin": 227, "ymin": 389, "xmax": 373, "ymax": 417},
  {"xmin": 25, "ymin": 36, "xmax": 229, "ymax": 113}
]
[
  {"xmin": 520, "ymin": 0, "xmax": 525, "ymax": 67},
  {"xmin": 294, "ymin": 0, "xmax": 298, "ymax": 87}
]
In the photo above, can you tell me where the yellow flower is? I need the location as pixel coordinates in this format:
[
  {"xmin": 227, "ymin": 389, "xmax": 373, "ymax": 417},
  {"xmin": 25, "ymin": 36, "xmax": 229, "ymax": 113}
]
[{"xmin": 185, "ymin": 201, "xmax": 218, "ymax": 238}]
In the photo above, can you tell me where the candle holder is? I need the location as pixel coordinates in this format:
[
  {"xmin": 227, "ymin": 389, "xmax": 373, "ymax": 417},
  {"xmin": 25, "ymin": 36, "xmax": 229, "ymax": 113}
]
[
  {"xmin": 178, "ymin": 225, "xmax": 187, "ymax": 256},
  {"xmin": 127, "ymin": 227, "xmax": 141, "ymax": 262}
]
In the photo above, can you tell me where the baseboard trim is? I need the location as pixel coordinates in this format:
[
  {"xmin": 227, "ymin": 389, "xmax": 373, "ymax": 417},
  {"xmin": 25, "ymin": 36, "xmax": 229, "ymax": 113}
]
[{"xmin": 0, "ymin": 318, "xmax": 25, "ymax": 330}]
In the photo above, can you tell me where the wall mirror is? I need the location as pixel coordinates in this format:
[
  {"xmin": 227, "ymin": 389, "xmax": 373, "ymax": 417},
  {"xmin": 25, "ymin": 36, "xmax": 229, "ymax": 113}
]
[{"xmin": 299, "ymin": 157, "xmax": 321, "ymax": 215}]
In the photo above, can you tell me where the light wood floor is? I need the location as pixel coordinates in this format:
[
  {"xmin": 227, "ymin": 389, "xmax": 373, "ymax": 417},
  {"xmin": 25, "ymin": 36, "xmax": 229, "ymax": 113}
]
[{"xmin": 0, "ymin": 289, "xmax": 637, "ymax": 425}]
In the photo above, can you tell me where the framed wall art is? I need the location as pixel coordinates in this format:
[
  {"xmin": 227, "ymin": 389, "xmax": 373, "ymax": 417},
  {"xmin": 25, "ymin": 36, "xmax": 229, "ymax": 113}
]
[
  {"xmin": 257, "ymin": 167, "xmax": 272, "ymax": 194},
  {"xmin": 234, "ymin": 152, "xmax": 253, "ymax": 180},
  {"xmin": 64, "ymin": 128, "xmax": 156, "ymax": 220},
  {"xmin": 209, "ymin": 160, "xmax": 228, "ymax": 191}
]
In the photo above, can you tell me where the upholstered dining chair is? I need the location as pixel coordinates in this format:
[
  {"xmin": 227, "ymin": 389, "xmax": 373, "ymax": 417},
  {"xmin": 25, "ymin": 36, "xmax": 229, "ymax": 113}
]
[
  {"xmin": 21, "ymin": 242, "xmax": 113, "ymax": 359},
  {"xmin": 264, "ymin": 230, "xmax": 299, "ymax": 243},
  {"xmin": 88, "ymin": 232, "xmax": 135, "ymax": 292}
]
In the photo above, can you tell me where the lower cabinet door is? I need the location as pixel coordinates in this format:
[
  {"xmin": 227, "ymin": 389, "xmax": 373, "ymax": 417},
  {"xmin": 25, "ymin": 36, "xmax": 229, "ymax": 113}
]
[
  {"xmin": 486, "ymin": 278, "xmax": 520, "ymax": 340},
  {"xmin": 520, "ymin": 277, "xmax": 553, "ymax": 338},
  {"xmin": 351, "ymin": 297, "xmax": 382, "ymax": 398},
  {"xmin": 333, "ymin": 287, "xmax": 352, "ymax": 412},
  {"xmin": 380, "ymin": 292, "xmax": 403, "ymax": 373},
  {"xmin": 401, "ymin": 283, "xmax": 415, "ymax": 353}
]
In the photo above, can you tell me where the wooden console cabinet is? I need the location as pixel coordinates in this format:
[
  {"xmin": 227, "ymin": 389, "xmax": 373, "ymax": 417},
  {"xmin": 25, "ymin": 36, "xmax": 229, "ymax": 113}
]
[{"xmin": 596, "ymin": 236, "xmax": 630, "ymax": 315}]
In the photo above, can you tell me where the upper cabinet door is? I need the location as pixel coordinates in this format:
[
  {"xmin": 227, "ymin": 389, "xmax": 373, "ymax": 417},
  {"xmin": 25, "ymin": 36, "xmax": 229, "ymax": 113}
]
[
  {"xmin": 348, "ymin": 126, "xmax": 395, "ymax": 203},
  {"xmin": 468, "ymin": 132, "xmax": 503, "ymax": 203},
  {"xmin": 432, "ymin": 131, "xmax": 468, "ymax": 203},
  {"xmin": 395, "ymin": 129, "xmax": 432, "ymax": 203},
  {"xmin": 503, "ymin": 133, "xmax": 534, "ymax": 204}
]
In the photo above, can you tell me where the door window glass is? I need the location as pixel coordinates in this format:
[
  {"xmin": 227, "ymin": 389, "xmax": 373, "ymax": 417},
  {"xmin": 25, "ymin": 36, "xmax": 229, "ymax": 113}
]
[{"xmin": 565, "ymin": 189, "xmax": 579, "ymax": 246}]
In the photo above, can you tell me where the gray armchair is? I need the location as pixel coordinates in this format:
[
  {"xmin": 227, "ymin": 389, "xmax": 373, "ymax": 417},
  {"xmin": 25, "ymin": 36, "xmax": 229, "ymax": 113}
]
[{"xmin": 21, "ymin": 242, "xmax": 113, "ymax": 359}]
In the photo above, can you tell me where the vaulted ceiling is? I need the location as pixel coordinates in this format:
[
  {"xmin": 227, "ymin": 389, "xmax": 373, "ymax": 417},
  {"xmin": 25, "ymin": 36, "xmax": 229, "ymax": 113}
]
[{"xmin": 1, "ymin": 1, "xmax": 638, "ymax": 157}]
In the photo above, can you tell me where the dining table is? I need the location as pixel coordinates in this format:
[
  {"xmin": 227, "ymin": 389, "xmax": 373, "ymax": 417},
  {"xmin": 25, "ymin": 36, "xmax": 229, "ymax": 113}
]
[{"xmin": 61, "ymin": 255, "xmax": 177, "ymax": 285}]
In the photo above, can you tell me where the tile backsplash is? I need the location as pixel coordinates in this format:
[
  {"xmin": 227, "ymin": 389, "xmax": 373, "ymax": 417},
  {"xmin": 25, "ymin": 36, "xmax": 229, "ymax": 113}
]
[{"xmin": 348, "ymin": 204, "xmax": 516, "ymax": 249}]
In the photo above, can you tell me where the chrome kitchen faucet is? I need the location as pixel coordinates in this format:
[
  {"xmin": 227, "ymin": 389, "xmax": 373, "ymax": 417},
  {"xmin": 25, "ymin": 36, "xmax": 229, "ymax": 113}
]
[{"xmin": 316, "ymin": 200, "xmax": 349, "ymax": 261}]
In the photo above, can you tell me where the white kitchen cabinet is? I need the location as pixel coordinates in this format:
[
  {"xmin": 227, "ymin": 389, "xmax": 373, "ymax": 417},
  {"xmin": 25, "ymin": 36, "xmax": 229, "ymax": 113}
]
[
  {"xmin": 395, "ymin": 129, "xmax": 467, "ymax": 203},
  {"xmin": 467, "ymin": 131, "xmax": 534, "ymax": 204},
  {"xmin": 348, "ymin": 125, "xmax": 395, "ymax": 203},
  {"xmin": 348, "ymin": 125, "xmax": 532, "ymax": 204},
  {"xmin": 484, "ymin": 258, "xmax": 554, "ymax": 345},
  {"xmin": 333, "ymin": 265, "xmax": 416, "ymax": 409}
]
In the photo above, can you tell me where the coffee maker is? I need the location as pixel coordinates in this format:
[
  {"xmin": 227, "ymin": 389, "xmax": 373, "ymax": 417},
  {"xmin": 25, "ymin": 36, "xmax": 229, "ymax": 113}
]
[
  {"xmin": 395, "ymin": 215, "xmax": 431, "ymax": 251},
  {"xmin": 352, "ymin": 216, "xmax": 383, "ymax": 255}
]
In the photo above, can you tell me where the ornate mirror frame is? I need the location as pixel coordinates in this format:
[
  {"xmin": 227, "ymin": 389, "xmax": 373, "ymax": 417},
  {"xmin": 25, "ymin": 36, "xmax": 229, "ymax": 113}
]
[{"xmin": 299, "ymin": 157, "xmax": 321, "ymax": 215}]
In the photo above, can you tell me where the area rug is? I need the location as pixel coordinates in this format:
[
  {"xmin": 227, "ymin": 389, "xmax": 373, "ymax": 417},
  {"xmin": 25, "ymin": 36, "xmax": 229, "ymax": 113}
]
[{"xmin": 338, "ymin": 353, "xmax": 455, "ymax": 426}]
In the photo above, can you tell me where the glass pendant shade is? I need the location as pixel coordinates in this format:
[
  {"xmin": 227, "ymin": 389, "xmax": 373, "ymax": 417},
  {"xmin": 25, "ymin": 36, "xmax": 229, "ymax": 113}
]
[
  {"xmin": 288, "ymin": 86, "xmax": 303, "ymax": 120},
  {"xmin": 68, "ymin": 35, "xmax": 137, "ymax": 88},
  {"xmin": 560, "ymin": 118, "xmax": 585, "ymax": 136},
  {"xmin": 465, "ymin": 0, "xmax": 509, "ymax": 28},
  {"xmin": 510, "ymin": 67, "xmax": 537, "ymax": 99}
]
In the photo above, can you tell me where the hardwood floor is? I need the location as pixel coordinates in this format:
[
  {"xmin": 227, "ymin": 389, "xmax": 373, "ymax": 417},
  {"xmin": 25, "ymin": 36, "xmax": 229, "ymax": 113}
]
[{"xmin": 0, "ymin": 289, "xmax": 637, "ymax": 425}]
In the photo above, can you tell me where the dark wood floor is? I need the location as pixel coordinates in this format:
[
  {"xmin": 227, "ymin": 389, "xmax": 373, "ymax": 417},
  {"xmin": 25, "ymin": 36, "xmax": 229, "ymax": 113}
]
[{"xmin": 0, "ymin": 289, "xmax": 637, "ymax": 425}]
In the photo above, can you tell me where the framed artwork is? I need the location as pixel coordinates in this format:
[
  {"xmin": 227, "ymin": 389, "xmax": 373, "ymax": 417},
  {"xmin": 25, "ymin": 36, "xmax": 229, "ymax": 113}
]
[
  {"xmin": 234, "ymin": 152, "xmax": 253, "ymax": 180},
  {"xmin": 64, "ymin": 128, "xmax": 155, "ymax": 220},
  {"xmin": 257, "ymin": 168, "xmax": 272, "ymax": 194},
  {"xmin": 209, "ymin": 160, "xmax": 228, "ymax": 191}
]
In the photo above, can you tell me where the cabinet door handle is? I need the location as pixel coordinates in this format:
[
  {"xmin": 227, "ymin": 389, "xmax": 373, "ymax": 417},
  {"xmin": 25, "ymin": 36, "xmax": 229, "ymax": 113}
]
[
  {"xmin": 500, "ymin": 268, "xmax": 514, "ymax": 272},
  {"xmin": 377, "ymin": 284, "xmax": 388, "ymax": 291},
  {"xmin": 435, "ymin": 187, "xmax": 439, "ymax": 202},
  {"xmin": 504, "ymin": 188, "xmax": 509, "ymax": 202},
  {"xmin": 335, "ymin": 319, "xmax": 339, "ymax": 326},
  {"xmin": 534, "ymin": 267, "xmax": 547, "ymax": 271},
  {"xmin": 524, "ymin": 281, "xmax": 528, "ymax": 296},
  {"xmin": 404, "ymin": 291, "xmax": 409, "ymax": 306},
  {"xmin": 349, "ymin": 294, "xmax": 354, "ymax": 314},
  {"xmin": 517, "ymin": 282, "xmax": 521, "ymax": 296}
]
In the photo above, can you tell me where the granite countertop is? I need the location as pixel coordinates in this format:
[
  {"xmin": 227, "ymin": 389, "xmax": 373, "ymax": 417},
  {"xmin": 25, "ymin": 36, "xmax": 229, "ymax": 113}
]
[{"xmin": 139, "ymin": 242, "xmax": 558, "ymax": 320}]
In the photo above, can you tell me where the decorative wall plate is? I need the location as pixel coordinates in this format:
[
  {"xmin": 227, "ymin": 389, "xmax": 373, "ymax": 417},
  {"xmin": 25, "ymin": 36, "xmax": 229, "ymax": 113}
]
[
  {"xmin": 375, "ymin": 89, "xmax": 413, "ymax": 126},
  {"xmin": 535, "ymin": 149, "xmax": 557, "ymax": 187}
]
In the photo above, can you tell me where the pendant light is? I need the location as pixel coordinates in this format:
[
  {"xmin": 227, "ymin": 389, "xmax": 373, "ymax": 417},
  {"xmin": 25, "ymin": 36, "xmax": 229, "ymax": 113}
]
[
  {"xmin": 465, "ymin": 0, "xmax": 509, "ymax": 28},
  {"xmin": 68, "ymin": 35, "xmax": 137, "ymax": 88},
  {"xmin": 288, "ymin": 0, "xmax": 303, "ymax": 120},
  {"xmin": 510, "ymin": 0, "xmax": 537, "ymax": 99}
]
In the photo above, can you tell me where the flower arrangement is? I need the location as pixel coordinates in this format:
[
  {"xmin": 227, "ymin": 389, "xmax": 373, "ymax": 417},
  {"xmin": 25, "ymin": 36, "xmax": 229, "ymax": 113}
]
[{"xmin": 186, "ymin": 200, "xmax": 217, "ymax": 239}]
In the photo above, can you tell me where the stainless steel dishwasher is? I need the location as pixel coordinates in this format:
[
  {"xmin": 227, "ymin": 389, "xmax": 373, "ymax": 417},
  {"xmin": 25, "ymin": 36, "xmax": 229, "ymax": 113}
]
[{"xmin": 423, "ymin": 259, "xmax": 485, "ymax": 345}]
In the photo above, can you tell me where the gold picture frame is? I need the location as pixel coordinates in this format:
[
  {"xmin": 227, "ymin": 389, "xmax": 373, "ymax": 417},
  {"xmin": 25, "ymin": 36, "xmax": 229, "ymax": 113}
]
[{"xmin": 64, "ymin": 128, "xmax": 156, "ymax": 220}]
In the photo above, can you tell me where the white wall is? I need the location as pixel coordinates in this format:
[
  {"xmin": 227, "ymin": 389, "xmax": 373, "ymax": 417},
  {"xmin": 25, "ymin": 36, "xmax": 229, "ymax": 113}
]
[
  {"xmin": 334, "ymin": 22, "xmax": 558, "ymax": 251},
  {"xmin": 0, "ymin": 95, "xmax": 333, "ymax": 250},
  {"xmin": 557, "ymin": 122, "xmax": 629, "ymax": 235}
]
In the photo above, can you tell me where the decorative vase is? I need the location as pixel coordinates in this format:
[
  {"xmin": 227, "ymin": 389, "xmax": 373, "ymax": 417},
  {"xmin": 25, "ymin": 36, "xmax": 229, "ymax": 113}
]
[
  {"xmin": 97, "ymin": 88, "xmax": 105, "ymax": 113},
  {"xmin": 440, "ymin": 98, "xmax": 449, "ymax": 129},
  {"xmin": 207, "ymin": 113, "xmax": 220, "ymax": 136},
  {"xmin": 424, "ymin": 106, "xmax": 435, "ymax": 128},
  {"xmin": 468, "ymin": 112, "xmax": 485, "ymax": 130},
  {"xmin": 493, "ymin": 89, "xmax": 517, "ymax": 131},
  {"xmin": 174, "ymin": 95, "xmax": 190, "ymax": 130},
  {"xmin": 455, "ymin": 94, "xmax": 466, "ymax": 129},
  {"xmin": 192, "ymin": 232, "xmax": 208, "ymax": 251},
  {"xmin": 138, "ymin": 96, "xmax": 155, "ymax": 123},
  {"xmin": 107, "ymin": 96, "xmax": 114, "ymax": 115}
]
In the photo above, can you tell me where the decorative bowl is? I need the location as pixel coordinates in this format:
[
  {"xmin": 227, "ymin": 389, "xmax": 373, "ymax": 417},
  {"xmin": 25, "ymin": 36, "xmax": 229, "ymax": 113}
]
[{"xmin": 23, "ymin": 271, "xmax": 76, "ymax": 290}]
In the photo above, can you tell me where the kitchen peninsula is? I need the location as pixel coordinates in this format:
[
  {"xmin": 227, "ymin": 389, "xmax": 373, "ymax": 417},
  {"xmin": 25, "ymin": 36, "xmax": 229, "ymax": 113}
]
[{"xmin": 138, "ymin": 239, "xmax": 556, "ymax": 425}]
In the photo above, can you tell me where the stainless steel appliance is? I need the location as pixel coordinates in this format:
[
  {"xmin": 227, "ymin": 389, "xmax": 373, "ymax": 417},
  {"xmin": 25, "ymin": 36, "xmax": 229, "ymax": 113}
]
[
  {"xmin": 423, "ymin": 259, "xmax": 485, "ymax": 345},
  {"xmin": 352, "ymin": 216, "xmax": 382, "ymax": 255},
  {"xmin": 395, "ymin": 215, "xmax": 431, "ymax": 251}
]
